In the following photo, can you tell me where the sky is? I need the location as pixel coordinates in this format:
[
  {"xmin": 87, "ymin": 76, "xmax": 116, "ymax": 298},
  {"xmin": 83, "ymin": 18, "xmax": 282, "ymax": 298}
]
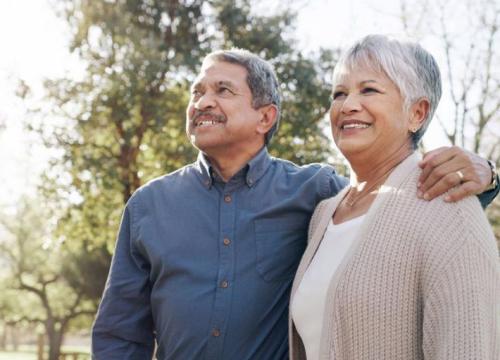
[
  {"xmin": 0, "ymin": 0, "xmax": 81, "ymax": 207},
  {"xmin": 0, "ymin": 0, "xmax": 452, "ymax": 207}
]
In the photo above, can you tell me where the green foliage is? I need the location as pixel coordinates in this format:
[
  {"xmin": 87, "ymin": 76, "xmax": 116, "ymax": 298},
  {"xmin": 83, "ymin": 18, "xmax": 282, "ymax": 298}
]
[
  {"xmin": 35, "ymin": 0, "xmax": 342, "ymax": 308},
  {"xmin": 0, "ymin": 198, "xmax": 95, "ymax": 359}
]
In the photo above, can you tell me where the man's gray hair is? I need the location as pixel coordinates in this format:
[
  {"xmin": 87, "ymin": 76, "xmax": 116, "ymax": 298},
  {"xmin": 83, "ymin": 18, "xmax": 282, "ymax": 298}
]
[
  {"xmin": 332, "ymin": 34, "xmax": 442, "ymax": 148},
  {"xmin": 204, "ymin": 48, "xmax": 281, "ymax": 144}
]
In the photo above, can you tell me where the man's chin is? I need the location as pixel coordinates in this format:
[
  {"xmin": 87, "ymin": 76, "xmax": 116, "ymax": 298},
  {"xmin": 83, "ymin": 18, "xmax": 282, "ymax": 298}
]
[{"xmin": 190, "ymin": 136, "xmax": 224, "ymax": 153}]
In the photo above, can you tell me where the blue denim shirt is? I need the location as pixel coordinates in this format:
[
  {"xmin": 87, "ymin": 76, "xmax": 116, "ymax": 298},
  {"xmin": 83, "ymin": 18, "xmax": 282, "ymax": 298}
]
[{"xmin": 91, "ymin": 147, "xmax": 347, "ymax": 359}]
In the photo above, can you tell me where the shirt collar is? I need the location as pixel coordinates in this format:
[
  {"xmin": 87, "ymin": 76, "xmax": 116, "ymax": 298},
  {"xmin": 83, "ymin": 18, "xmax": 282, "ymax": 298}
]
[{"xmin": 195, "ymin": 147, "xmax": 272, "ymax": 189}]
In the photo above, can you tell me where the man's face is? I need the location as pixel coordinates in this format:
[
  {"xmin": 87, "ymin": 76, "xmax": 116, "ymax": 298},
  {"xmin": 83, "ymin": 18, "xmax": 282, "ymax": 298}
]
[{"xmin": 186, "ymin": 60, "xmax": 267, "ymax": 156}]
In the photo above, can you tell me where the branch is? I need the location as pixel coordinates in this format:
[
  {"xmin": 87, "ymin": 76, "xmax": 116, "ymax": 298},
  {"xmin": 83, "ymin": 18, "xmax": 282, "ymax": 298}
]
[
  {"xmin": 40, "ymin": 274, "xmax": 59, "ymax": 288},
  {"xmin": 7, "ymin": 315, "xmax": 45, "ymax": 325},
  {"xmin": 17, "ymin": 279, "xmax": 44, "ymax": 299},
  {"xmin": 436, "ymin": 114, "xmax": 455, "ymax": 145}
]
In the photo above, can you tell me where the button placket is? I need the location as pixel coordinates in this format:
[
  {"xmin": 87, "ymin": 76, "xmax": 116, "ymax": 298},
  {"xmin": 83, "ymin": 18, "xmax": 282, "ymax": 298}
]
[{"xmin": 205, "ymin": 187, "xmax": 236, "ymax": 359}]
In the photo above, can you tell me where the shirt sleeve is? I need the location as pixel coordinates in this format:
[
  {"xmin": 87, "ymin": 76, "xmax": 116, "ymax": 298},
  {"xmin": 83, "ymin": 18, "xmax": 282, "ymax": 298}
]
[
  {"xmin": 324, "ymin": 167, "xmax": 349, "ymax": 199},
  {"xmin": 422, "ymin": 235, "xmax": 500, "ymax": 359},
  {"xmin": 477, "ymin": 173, "xmax": 500, "ymax": 209},
  {"xmin": 92, "ymin": 199, "xmax": 155, "ymax": 359}
]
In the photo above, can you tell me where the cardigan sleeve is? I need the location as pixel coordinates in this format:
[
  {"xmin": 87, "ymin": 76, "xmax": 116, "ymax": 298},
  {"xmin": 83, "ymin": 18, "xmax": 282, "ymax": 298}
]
[{"xmin": 422, "ymin": 233, "xmax": 500, "ymax": 359}]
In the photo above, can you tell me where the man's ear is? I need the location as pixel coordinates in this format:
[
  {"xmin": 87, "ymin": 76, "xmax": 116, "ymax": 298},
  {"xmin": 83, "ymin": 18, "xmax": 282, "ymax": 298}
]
[
  {"xmin": 256, "ymin": 104, "xmax": 278, "ymax": 135},
  {"xmin": 409, "ymin": 98, "xmax": 430, "ymax": 132}
]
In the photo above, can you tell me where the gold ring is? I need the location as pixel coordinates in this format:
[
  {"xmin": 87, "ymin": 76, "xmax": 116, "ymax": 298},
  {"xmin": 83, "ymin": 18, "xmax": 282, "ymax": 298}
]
[{"xmin": 456, "ymin": 170, "xmax": 464, "ymax": 183}]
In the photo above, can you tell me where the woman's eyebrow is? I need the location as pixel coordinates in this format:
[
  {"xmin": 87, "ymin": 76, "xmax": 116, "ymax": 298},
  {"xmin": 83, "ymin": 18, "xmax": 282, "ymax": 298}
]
[{"xmin": 360, "ymin": 80, "xmax": 378, "ymax": 85}]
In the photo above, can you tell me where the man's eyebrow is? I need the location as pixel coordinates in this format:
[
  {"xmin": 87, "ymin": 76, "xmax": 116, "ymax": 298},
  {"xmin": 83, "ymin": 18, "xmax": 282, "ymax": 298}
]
[
  {"xmin": 191, "ymin": 82, "xmax": 204, "ymax": 91},
  {"xmin": 360, "ymin": 80, "xmax": 378, "ymax": 85},
  {"xmin": 217, "ymin": 80, "xmax": 236, "ymax": 88}
]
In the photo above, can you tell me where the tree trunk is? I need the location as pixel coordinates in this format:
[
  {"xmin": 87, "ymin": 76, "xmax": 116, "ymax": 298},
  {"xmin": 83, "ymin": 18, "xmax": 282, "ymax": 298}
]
[
  {"xmin": 37, "ymin": 333, "xmax": 45, "ymax": 360},
  {"xmin": 46, "ymin": 322, "xmax": 64, "ymax": 360},
  {"xmin": 0, "ymin": 323, "xmax": 6, "ymax": 350},
  {"xmin": 11, "ymin": 324, "xmax": 18, "ymax": 351}
]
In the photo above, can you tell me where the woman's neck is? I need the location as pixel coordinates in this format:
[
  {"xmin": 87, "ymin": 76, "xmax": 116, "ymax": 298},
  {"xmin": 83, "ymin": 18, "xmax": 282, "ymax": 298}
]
[
  {"xmin": 349, "ymin": 143, "xmax": 414, "ymax": 188},
  {"xmin": 333, "ymin": 144, "xmax": 414, "ymax": 221}
]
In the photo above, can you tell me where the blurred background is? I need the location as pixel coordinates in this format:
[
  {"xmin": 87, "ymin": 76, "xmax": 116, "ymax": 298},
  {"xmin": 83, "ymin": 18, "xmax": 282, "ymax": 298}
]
[{"xmin": 0, "ymin": 0, "xmax": 498, "ymax": 359}]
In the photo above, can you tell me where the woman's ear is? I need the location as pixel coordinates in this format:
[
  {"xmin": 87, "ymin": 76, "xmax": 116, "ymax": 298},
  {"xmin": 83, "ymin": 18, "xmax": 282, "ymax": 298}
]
[
  {"xmin": 256, "ymin": 104, "xmax": 278, "ymax": 135},
  {"xmin": 409, "ymin": 98, "xmax": 430, "ymax": 132}
]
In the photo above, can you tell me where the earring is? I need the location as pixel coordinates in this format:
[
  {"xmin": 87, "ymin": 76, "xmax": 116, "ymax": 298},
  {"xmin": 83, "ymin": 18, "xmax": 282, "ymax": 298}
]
[{"xmin": 409, "ymin": 126, "xmax": 419, "ymax": 133}]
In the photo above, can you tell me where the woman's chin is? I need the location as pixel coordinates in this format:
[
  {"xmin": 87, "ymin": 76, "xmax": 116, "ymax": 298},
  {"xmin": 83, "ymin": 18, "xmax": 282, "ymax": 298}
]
[{"xmin": 335, "ymin": 139, "xmax": 372, "ymax": 160}]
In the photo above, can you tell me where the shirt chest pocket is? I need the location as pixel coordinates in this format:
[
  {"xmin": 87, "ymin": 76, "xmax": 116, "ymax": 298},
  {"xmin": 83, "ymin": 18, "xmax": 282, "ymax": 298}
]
[{"xmin": 254, "ymin": 217, "xmax": 308, "ymax": 282}]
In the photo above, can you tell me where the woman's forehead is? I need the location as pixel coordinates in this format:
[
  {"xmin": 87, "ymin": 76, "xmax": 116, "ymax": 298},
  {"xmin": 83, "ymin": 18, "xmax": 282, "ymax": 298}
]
[{"xmin": 333, "ymin": 61, "xmax": 387, "ymax": 85}]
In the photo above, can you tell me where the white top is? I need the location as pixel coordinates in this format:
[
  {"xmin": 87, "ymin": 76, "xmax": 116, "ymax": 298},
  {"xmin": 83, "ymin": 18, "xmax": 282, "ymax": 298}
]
[{"xmin": 291, "ymin": 215, "xmax": 365, "ymax": 360}]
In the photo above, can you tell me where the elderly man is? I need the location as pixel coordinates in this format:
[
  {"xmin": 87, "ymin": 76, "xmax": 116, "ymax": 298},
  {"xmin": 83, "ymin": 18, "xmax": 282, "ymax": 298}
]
[{"xmin": 92, "ymin": 49, "xmax": 499, "ymax": 359}]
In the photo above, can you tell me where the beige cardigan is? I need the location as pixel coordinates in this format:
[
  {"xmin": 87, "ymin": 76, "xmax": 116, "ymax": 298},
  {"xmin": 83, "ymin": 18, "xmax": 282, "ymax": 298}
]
[{"xmin": 289, "ymin": 153, "xmax": 500, "ymax": 360}]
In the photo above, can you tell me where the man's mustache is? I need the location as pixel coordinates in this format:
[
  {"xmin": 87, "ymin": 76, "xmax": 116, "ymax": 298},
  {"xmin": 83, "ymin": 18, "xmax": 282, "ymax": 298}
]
[{"xmin": 192, "ymin": 111, "xmax": 227, "ymax": 124}]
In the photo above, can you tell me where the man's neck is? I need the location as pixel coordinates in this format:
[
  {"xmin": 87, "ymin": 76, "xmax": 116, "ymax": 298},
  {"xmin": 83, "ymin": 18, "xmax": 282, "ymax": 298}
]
[{"xmin": 205, "ymin": 146, "xmax": 265, "ymax": 182}]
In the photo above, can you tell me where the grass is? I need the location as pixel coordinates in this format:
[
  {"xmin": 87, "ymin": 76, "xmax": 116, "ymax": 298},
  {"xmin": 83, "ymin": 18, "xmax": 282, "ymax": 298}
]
[
  {"xmin": 0, "ymin": 345, "xmax": 90, "ymax": 360},
  {"xmin": 0, "ymin": 351, "xmax": 36, "ymax": 360}
]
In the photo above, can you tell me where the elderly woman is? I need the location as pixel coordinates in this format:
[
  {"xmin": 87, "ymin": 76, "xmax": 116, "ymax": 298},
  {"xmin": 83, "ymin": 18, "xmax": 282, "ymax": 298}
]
[{"xmin": 289, "ymin": 35, "xmax": 499, "ymax": 360}]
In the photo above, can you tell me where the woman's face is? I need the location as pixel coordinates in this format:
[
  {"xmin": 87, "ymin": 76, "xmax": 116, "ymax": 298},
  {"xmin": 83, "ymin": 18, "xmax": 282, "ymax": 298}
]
[{"xmin": 330, "ymin": 65, "xmax": 413, "ymax": 161}]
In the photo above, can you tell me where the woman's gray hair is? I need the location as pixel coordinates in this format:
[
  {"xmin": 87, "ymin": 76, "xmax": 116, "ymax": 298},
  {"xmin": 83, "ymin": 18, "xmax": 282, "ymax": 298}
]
[
  {"xmin": 332, "ymin": 35, "xmax": 442, "ymax": 148},
  {"xmin": 204, "ymin": 49, "xmax": 281, "ymax": 144}
]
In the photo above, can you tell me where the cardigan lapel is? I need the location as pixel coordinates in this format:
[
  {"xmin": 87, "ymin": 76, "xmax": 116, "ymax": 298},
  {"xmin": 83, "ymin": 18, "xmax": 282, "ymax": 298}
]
[
  {"xmin": 289, "ymin": 188, "xmax": 350, "ymax": 360},
  {"xmin": 290, "ymin": 186, "xmax": 350, "ymax": 300}
]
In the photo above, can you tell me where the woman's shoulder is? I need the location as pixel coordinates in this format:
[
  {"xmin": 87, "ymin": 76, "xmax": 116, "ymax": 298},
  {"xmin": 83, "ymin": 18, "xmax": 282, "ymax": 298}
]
[
  {"xmin": 396, "ymin": 166, "xmax": 497, "ymax": 270},
  {"xmin": 399, "ymin": 164, "xmax": 489, "ymax": 233}
]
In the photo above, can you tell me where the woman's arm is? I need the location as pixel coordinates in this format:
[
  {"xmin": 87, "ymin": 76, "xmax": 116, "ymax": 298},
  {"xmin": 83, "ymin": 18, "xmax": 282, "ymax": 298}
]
[{"xmin": 422, "ymin": 228, "xmax": 499, "ymax": 359}]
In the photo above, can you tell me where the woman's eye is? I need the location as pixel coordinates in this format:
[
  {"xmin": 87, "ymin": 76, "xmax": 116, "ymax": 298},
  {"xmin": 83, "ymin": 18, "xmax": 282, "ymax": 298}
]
[
  {"xmin": 361, "ymin": 87, "xmax": 379, "ymax": 94},
  {"xmin": 332, "ymin": 91, "xmax": 346, "ymax": 100}
]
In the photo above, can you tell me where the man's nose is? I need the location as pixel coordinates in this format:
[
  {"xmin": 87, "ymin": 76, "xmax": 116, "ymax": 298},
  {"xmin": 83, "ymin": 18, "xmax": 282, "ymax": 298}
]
[{"xmin": 195, "ymin": 92, "xmax": 216, "ymax": 110}]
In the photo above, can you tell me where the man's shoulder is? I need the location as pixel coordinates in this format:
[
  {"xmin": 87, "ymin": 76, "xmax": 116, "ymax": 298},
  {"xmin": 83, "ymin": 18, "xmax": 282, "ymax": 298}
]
[
  {"xmin": 271, "ymin": 157, "xmax": 336, "ymax": 176},
  {"xmin": 266, "ymin": 158, "xmax": 347, "ymax": 199},
  {"xmin": 130, "ymin": 163, "xmax": 199, "ymax": 200}
]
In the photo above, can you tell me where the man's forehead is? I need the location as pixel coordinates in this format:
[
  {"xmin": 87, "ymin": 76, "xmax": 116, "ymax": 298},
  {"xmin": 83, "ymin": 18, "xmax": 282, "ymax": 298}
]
[
  {"xmin": 195, "ymin": 59, "xmax": 248, "ymax": 82},
  {"xmin": 198, "ymin": 59, "xmax": 248, "ymax": 78}
]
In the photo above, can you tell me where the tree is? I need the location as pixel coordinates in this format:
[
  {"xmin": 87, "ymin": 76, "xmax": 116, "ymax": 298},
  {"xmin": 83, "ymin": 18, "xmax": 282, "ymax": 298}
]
[
  {"xmin": 31, "ymin": 0, "xmax": 340, "ymax": 306},
  {"xmin": 0, "ymin": 198, "xmax": 95, "ymax": 360},
  {"xmin": 399, "ymin": 0, "xmax": 500, "ymax": 161},
  {"xmin": 399, "ymin": 0, "xmax": 500, "ymax": 246}
]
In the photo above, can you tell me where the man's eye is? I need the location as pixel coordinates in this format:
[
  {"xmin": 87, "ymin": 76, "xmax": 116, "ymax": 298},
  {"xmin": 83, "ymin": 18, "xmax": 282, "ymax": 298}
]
[{"xmin": 218, "ymin": 87, "xmax": 234, "ymax": 95}]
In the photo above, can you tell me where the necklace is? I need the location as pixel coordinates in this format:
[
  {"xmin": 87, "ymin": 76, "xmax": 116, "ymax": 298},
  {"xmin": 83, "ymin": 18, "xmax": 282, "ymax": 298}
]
[
  {"xmin": 344, "ymin": 156, "xmax": 408, "ymax": 207},
  {"xmin": 344, "ymin": 175, "xmax": 388, "ymax": 207}
]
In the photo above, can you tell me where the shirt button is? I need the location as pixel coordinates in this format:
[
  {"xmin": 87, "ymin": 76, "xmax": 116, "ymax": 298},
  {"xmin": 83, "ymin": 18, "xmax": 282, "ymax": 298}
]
[
  {"xmin": 224, "ymin": 194, "xmax": 232, "ymax": 203},
  {"xmin": 212, "ymin": 328, "xmax": 221, "ymax": 337},
  {"xmin": 223, "ymin": 238, "xmax": 231, "ymax": 246},
  {"xmin": 220, "ymin": 280, "xmax": 229, "ymax": 288}
]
